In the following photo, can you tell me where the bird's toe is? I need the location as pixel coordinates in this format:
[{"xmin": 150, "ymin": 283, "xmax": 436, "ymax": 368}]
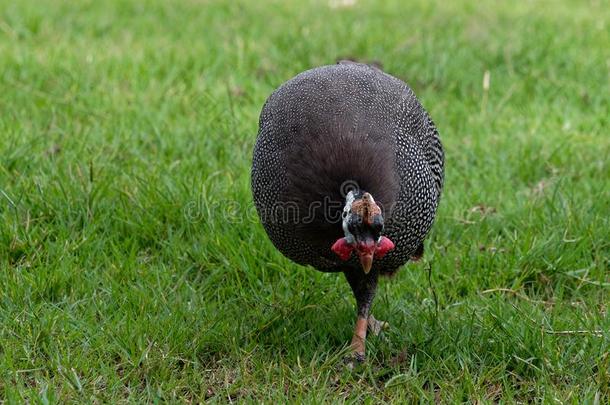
[
  {"xmin": 343, "ymin": 351, "xmax": 366, "ymax": 370},
  {"xmin": 367, "ymin": 314, "xmax": 389, "ymax": 336}
]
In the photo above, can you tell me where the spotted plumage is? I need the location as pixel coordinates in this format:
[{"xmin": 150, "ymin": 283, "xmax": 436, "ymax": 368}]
[
  {"xmin": 252, "ymin": 62, "xmax": 443, "ymax": 273},
  {"xmin": 251, "ymin": 62, "xmax": 444, "ymax": 359}
]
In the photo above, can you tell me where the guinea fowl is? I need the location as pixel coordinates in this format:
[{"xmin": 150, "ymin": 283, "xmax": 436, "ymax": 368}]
[{"xmin": 251, "ymin": 62, "xmax": 444, "ymax": 360}]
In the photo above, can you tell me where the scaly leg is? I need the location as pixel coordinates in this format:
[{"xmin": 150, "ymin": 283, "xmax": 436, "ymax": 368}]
[
  {"xmin": 350, "ymin": 317, "xmax": 368, "ymax": 360},
  {"xmin": 344, "ymin": 269, "xmax": 379, "ymax": 361}
]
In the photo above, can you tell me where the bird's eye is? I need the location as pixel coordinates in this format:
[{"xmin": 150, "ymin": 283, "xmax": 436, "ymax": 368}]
[
  {"xmin": 348, "ymin": 215, "xmax": 363, "ymax": 232},
  {"xmin": 347, "ymin": 221, "xmax": 356, "ymax": 233}
]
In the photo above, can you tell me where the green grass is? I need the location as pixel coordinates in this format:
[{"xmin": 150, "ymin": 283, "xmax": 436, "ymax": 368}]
[{"xmin": 1, "ymin": 0, "xmax": 608, "ymax": 402}]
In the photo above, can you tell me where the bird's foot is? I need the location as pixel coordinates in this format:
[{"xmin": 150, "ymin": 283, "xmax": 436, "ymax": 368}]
[
  {"xmin": 344, "ymin": 316, "xmax": 388, "ymax": 367},
  {"xmin": 344, "ymin": 330, "xmax": 366, "ymax": 369},
  {"xmin": 367, "ymin": 314, "xmax": 389, "ymax": 336},
  {"xmin": 343, "ymin": 350, "xmax": 365, "ymax": 370}
]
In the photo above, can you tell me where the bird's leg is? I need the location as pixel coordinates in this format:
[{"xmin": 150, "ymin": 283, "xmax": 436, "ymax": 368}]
[
  {"xmin": 344, "ymin": 270, "xmax": 378, "ymax": 361},
  {"xmin": 350, "ymin": 317, "xmax": 368, "ymax": 361}
]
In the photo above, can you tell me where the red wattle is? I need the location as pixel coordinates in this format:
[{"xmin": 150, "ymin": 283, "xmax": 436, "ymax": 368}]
[
  {"xmin": 331, "ymin": 238, "xmax": 353, "ymax": 261},
  {"xmin": 375, "ymin": 236, "xmax": 395, "ymax": 258}
]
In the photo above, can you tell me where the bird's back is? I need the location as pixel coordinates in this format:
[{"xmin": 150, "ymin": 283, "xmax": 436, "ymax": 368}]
[{"xmin": 252, "ymin": 63, "xmax": 444, "ymax": 273}]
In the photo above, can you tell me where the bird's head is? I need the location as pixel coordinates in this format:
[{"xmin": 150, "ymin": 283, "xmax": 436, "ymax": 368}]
[{"xmin": 331, "ymin": 190, "xmax": 395, "ymax": 274}]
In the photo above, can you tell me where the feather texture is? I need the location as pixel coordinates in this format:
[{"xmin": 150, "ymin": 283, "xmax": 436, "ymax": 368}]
[{"xmin": 251, "ymin": 63, "xmax": 444, "ymax": 274}]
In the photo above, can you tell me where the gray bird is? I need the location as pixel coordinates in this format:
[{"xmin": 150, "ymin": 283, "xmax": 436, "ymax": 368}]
[{"xmin": 251, "ymin": 62, "xmax": 444, "ymax": 359}]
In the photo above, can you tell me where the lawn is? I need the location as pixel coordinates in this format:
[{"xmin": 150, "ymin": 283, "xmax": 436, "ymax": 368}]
[{"xmin": 0, "ymin": 0, "xmax": 608, "ymax": 402}]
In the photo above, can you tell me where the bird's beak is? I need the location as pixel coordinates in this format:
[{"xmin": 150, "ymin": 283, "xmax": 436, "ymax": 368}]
[
  {"xmin": 359, "ymin": 253, "xmax": 373, "ymax": 274},
  {"xmin": 357, "ymin": 239, "xmax": 376, "ymax": 274}
]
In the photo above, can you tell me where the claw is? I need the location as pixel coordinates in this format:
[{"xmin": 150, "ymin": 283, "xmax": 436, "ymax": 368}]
[{"xmin": 343, "ymin": 351, "xmax": 365, "ymax": 370}]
